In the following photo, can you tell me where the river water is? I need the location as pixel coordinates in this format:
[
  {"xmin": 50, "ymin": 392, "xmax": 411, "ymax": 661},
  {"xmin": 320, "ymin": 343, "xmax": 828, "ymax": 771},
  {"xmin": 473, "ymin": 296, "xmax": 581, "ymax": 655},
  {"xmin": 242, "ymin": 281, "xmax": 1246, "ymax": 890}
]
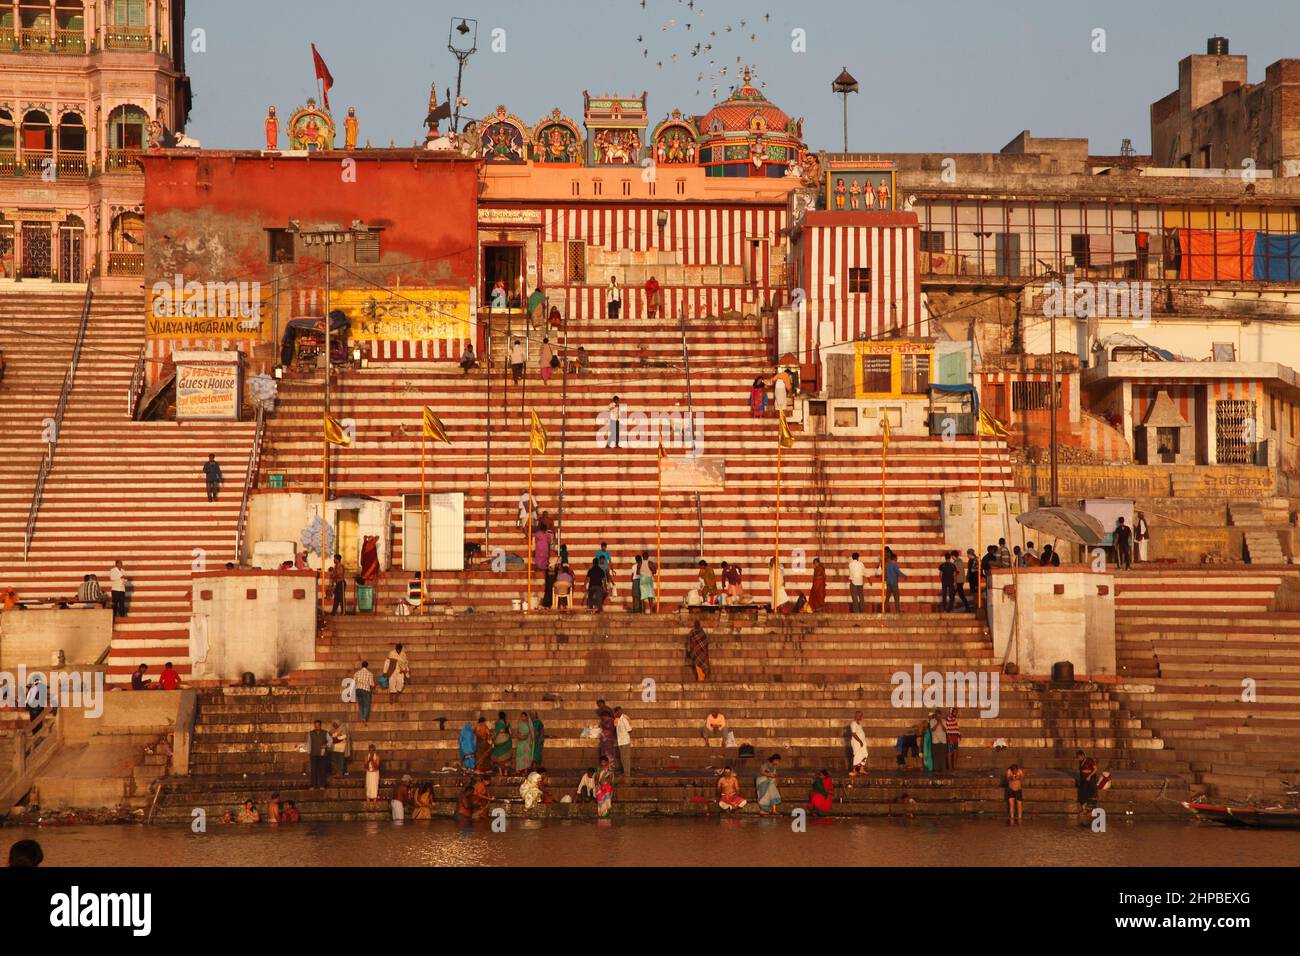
[{"xmin": 14, "ymin": 817, "xmax": 1300, "ymax": 867}]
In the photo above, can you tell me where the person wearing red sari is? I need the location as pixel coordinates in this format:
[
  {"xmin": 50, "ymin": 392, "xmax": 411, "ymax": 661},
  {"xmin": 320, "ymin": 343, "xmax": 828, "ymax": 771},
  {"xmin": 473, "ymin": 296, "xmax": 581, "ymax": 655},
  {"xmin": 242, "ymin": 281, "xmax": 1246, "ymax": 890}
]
[
  {"xmin": 808, "ymin": 768, "xmax": 834, "ymax": 816},
  {"xmin": 808, "ymin": 558, "xmax": 827, "ymax": 610}
]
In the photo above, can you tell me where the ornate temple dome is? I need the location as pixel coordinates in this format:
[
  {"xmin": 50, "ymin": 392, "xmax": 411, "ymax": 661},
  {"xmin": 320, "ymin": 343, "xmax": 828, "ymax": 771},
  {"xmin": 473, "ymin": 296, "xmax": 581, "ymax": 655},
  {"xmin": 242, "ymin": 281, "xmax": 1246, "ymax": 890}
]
[{"xmin": 699, "ymin": 68, "xmax": 796, "ymax": 136}]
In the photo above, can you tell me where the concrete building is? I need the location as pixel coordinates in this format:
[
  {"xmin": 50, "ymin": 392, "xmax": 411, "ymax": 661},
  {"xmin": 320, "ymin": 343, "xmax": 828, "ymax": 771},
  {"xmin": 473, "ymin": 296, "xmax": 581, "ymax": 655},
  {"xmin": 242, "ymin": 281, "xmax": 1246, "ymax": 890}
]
[{"xmin": 0, "ymin": 0, "xmax": 191, "ymax": 287}]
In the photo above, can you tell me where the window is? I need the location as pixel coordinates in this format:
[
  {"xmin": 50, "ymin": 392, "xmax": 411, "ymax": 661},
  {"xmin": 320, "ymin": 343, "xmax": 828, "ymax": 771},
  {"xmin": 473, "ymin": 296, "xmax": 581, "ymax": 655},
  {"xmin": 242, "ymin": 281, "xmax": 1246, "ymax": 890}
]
[
  {"xmin": 591, "ymin": 179, "xmax": 602, "ymax": 196},
  {"xmin": 570, "ymin": 180, "xmax": 580, "ymax": 196},
  {"xmin": 675, "ymin": 179, "xmax": 686, "ymax": 195},
  {"xmin": 919, "ymin": 231, "xmax": 944, "ymax": 253},
  {"xmin": 833, "ymin": 406, "xmax": 859, "ymax": 428},
  {"xmin": 353, "ymin": 232, "xmax": 380, "ymax": 264},
  {"xmin": 900, "ymin": 353, "xmax": 930, "ymax": 394},
  {"xmin": 268, "ymin": 228, "xmax": 295, "ymax": 263},
  {"xmin": 860, "ymin": 354, "xmax": 891, "ymax": 393},
  {"xmin": 847, "ymin": 267, "xmax": 871, "ymax": 293},
  {"xmin": 1011, "ymin": 381, "xmax": 1061, "ymax": 411},
  {"xmin": 1071, "ymin": 234, "xmax": 1090, "ymax": 269},
  {"xmin": 621, "ymin": 180, "xmax": 631, "ymax": 196},
  {"xmin": 566, "ymin": 240, "xmax": 586, "ymax": 283},
  {"xmin": 113, "ymin": 0, "xmax": 146, "ymax": 27}
]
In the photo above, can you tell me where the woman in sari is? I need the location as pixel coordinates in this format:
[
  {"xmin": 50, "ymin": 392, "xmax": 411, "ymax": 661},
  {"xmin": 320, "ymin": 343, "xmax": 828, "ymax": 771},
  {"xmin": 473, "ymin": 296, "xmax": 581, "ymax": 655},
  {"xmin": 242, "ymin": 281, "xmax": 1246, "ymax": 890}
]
[
  {"xmin": 598, "ymin": 708, "xmax": 618, "ymax": 766},
  {"xmin": 364, "ymin": 745, "xmax": 381, "ymax": 807},
  {"xmin": 491, "ymin": 710, "xmax": 513, "ymax": 776},
  {"xmin": 595, "ymin": 756, "xmax": 614, "ymax": 818},
  {"xmin": 384, "ymin": 643, "xmax": 410, "ymax": 696},
  {"xmin": 755, "ymin": 755, "xmax": 783, "ymax": 814},
  {"xmin": 411, "ymin": 783, "xmax": 433, "ymax": 820},
  {"xmin": 474, "ymin": 715, "xmax": 493, "ymax": 771},
  {"xmin": 533, "ymin": 526, "xmax": 551, "ymax": 575},
  {"xmin": 532, "ymin": 713, "xmax": 545, "ymax": 767},
  {"xmin": 519, "ymin": 767, "xmax": 547, "ymax": 811},
  {"xmin": 749, "ymin": 377, "xmax": 768, "ymax": 418},
  {"xmin": 686, "ymin": 621, "xmax": 710, "ymax": 682},
  {"xmin": 808, "ymin": 769, "xmax": 834, "ymax": 816},
  {"xmin": 922, "ymin": 718, "xmax": 934, "ymax": 772},
  {"xmin": 638, "ymin": 565, "xmax": 656, "ymax": 612},
  {"xmin": 809, "ymin": 558, "xmax": 827, "ymax": 611},
  {"xmin": 458, "ymin": 721, "xmax": 477, "ymax": 770},
  {"xmin": 514, "ymin": 710, "xmax": 536, "ymax": 773}
]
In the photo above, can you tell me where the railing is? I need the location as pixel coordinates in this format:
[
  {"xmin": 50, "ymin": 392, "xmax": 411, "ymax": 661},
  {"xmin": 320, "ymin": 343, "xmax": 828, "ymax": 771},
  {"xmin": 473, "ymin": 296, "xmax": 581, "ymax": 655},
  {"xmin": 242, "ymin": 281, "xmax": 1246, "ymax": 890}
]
[
  {"xmin": 233, "ymin": 404, "xmax": 267, "ymax": 564},
  {"xmin": 126, "ymin": 343, "xmax": 147, "ymax": 418},
  {"xmin": 54, "ymin": 29, "xmax": 86, "ymax": 53},
  {"xmin": 107, "ymin": 251, "xmax": 143, "ymax": 276},
  {"xmin": 24, "ymin": 285, "xmax": 92, "ymax": 559},
  {"xmin": 105, "ymin": 27, "xmax": 150, "ymax": 50},
  {"xmin": 19, "ymin": 28, "xmax": 52, "ymax": 51},
  {"xmin": 0, "ymin": 149, "xmax": 16, "ymax": 176},
  {"xmin": 0, "ymin": 708, "xmax": 64, "ymax": 812},
  {"xmin": 0, "ymin": 33, "xmax": 16, "ymax": 53},
  {"xmin": 677, "ymin": 308, "xmax": 706, "ymax": 558},
  {"xmin": 19, "ymin": 149, "xmax": 52, "ymax": 176},
  {"xmin": 57, "ymin": 153, "xmax": 88, "ymax": 178},
  {"xmin": 104, "ymin": 148, "xmax": 143, "ymax": 172}
]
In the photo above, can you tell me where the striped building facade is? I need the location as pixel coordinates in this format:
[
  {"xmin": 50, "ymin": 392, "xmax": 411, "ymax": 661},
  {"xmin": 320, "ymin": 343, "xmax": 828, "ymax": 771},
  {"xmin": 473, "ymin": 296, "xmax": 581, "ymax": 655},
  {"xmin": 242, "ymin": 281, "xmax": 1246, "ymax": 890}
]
[{"xmin": 789, "ymin": 211, "xmax": 923, "ymax": 363}]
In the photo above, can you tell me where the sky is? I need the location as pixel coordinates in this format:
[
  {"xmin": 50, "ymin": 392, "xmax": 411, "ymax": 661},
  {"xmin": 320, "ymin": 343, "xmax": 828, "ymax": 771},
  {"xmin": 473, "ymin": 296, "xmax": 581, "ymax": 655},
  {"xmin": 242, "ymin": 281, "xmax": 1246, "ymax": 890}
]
[{"xmin": 185, "ymin": 0, "xmax": 1300, "ymax": 155}]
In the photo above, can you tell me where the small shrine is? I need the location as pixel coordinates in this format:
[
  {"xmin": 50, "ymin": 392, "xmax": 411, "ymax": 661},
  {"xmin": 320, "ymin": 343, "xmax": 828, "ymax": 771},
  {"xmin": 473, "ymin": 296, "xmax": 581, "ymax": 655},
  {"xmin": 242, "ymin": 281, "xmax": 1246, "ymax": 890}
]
[
  {"xmin": 650, "ymin": 109, "xmax": 698, "ymax": 166},
  {"xmin": 824, "ymin": 159, "xmax": 897, "ymax": 212},
  {"xmin": 531, "ymin": 108, "xmax": 582, "ymax": 165},
  {"xmin": 287, "ymin": 98, "xmax": 336, "ymax": 151},
  {"xmin": 479, "ymin": 105, "xmax": 528, "ymax": 162},
  {"xmin": 582, "ymin": 91, "xmax": 648, "ymax": 166}
]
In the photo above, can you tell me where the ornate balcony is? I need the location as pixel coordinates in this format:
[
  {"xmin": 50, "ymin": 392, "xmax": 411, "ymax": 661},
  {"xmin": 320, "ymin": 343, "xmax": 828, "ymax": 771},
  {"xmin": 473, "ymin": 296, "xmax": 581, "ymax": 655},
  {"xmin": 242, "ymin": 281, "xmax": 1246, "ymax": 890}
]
[
  {"xmin": 0, "ymin": 150, "xmax": 16, "ymax": 176},
  {"xmin": 104, "ymin": 148, "xmax": 143, "ymax": 173},
  {"xmin": 54, "ymin": 29, "xmax": 86, "ymax": 53},
  {"xmin": 19, "ymin": 149, "xmax": 53, "ymax": 175},
  {"xmin": 108, "ymin": 251, "xmax": 143, "ymax": 276},
  {"xmin": 105, "ymin": 27, "xmax": 150, "ymax": 51},
  {"xmin": 19, "ymin": 29, "xmax": 52, "ymax": 52}
]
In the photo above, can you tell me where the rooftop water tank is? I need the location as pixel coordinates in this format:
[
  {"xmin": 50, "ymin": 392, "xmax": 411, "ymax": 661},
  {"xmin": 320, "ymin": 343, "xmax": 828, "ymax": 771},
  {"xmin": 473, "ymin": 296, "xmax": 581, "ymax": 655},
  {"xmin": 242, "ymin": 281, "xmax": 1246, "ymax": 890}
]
[{"xmin": 1207, "ymin": 36, "xmax": 1229, "ymax": 55}]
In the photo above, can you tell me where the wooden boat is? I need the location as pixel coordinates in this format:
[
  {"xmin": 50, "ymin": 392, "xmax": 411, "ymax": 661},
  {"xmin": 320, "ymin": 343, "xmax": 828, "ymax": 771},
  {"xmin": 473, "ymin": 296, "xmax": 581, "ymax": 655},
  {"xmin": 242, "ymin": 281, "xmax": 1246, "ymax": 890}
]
[{"xmin": 1182, "ymin": 801, "xmax": 1300, "ymax": 829}]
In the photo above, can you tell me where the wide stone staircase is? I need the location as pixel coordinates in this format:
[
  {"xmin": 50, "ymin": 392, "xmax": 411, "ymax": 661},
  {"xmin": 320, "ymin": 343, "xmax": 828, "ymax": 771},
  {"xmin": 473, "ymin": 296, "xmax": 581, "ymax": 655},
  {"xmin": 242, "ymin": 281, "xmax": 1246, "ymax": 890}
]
[
  {"xmin": 151, "ymin": 611, "xmax": 1190, "ymax": 822},
  {"xmin": 0, "ymin": 290, "xmax": 258, "ymax": 683},
  {"xmin": 1113, "ymin": 566, "xmax": 1300, "ymax": 801},
  {"xmin": 256, "ymin": 310, "xmax": 1016, "ymax": 612}
]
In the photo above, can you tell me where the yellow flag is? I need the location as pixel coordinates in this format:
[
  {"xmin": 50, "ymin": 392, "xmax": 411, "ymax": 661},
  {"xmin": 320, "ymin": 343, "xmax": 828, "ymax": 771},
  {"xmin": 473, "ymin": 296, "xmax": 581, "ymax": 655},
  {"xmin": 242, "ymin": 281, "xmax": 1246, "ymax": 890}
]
[
  {"xmin": 529, "ymin": 409, "xmax": 548, "ymax": 454},
  {"xmin": 880, "ymin": 414, "xmax": 891, "ymax": 450},
  {"xmin": 777, "ymin": 410, "xmax": 796, "ymax": 449},
  {"xmin": 324, "ymin": 415, "xmax": 350, "ymax": 447},
  {"xmin": 657, "ymin": 439, "xmax": 666, "ymax": 460},
  {"xmin": 422, "ymin": 407, "xmax": 451, "ymax": 444},
  {"xmin": 977, "ymin": 406, "xmax": 1009, "ymax": 438}
]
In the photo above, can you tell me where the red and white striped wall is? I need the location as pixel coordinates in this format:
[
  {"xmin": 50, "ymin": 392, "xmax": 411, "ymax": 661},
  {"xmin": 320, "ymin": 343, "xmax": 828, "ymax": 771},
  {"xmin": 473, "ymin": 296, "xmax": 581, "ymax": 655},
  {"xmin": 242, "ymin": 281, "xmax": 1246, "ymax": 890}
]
[
  {"xmin": 791, "ymin": 211, "xmax": 922, "ymax": 362},
  {"xmin": 1131, "ymin": 379, "xmax": 1262, "ymax": 425}
]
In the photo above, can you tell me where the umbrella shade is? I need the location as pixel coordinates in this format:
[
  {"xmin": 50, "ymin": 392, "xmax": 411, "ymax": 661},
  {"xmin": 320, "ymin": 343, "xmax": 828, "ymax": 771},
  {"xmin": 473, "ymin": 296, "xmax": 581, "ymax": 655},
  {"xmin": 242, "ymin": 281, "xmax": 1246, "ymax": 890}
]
[{"xmin": 1016, "ymin": 507, "xmax": 1105, "ymax": 547}]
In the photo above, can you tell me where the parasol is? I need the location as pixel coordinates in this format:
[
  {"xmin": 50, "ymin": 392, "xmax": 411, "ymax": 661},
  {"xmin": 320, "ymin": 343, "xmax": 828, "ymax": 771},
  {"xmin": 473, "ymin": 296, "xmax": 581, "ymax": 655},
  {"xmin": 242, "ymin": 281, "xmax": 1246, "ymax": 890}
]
[{"xmin": 1015, "ymin": 507, "xmax": 1105, "ymax": 547}]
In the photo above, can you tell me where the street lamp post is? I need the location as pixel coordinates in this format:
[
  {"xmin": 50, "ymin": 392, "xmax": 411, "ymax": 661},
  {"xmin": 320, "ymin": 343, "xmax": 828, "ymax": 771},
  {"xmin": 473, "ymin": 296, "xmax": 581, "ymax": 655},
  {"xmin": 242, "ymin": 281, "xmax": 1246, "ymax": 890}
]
[
  {"xmin": 447, "ymin": 17, "xmax": 478, "ymax": 134},
  {"xmin": 831, "ymin": 67, "xmax": 859, "ymax": 153}
]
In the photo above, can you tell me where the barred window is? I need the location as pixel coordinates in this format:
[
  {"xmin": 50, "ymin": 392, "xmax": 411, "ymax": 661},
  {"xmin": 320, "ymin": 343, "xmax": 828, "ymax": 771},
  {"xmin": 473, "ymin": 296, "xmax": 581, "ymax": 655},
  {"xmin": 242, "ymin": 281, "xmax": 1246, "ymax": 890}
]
[
  {"xmin": 1012, "ymin": 381, "xmax": 1061, "ymax": 411},
  {"xmin": 353, "ymin": 232, "xmax": 380, "ymax": 264},
  {"xmin": 566, "ymin": 240, "xmax": 586, "ymax": 283},
  {"xmin": 919, "ymin": 231, "xmax": 944, "ymax": 253},
  {"xmin": 847, "ymin": 267, "xmax": 871, "ymax": 293},
  {"xmin": 901, "ymin": 353, "xmax": 930, "ymax": 394}
]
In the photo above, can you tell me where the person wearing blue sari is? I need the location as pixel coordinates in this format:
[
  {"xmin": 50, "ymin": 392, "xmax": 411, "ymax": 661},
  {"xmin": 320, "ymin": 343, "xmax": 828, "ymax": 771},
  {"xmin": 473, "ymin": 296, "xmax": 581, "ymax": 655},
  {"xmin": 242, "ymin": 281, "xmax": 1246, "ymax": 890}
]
[
  {"xmin": 755, "ymin": 754, "xmax": 783, "ymax": 814},
  {"xmin": 458, "ymin": 721, "xmax": 477, "ymax": 770},
  {"xmin": 515, "ymin": 710, "xmax": 536, "ymax": 773},
  {"xmin": 532, "ymin": 713, "xmax": 545, "ymax": 767},
  {"xmin": 922, "ymin": 720, "xmax": 934, "ymax": 772}
]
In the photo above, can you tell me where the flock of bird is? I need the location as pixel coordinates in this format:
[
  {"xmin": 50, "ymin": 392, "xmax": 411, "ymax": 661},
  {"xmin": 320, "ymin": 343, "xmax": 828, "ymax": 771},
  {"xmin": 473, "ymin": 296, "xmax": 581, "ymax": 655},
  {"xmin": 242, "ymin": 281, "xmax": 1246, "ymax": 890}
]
[{"xmin": 633, "ymin": 0, "xmax": 776, "ymax": 99}]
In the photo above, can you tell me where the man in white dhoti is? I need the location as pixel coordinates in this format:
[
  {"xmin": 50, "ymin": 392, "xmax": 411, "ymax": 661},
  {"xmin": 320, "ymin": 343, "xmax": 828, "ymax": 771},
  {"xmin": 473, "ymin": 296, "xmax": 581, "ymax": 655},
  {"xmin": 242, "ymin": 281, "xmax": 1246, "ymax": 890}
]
[
  {"xmin": 384, "ymin": 643, "xmax": 410, "ymax": 696},
  {"xmin": 849, "ymin": 710, "xmax": 869, "ymax": 776}
]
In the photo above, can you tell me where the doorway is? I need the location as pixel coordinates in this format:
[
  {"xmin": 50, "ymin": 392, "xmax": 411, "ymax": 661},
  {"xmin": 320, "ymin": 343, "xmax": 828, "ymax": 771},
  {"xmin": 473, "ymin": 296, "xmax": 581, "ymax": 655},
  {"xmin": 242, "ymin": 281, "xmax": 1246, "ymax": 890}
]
[
  {"xmin": 21, "ymin": 222, "xmax": 51, "ymax": 278},
  {"xmin": 482, "ymin": 244, "xmax": 524, "ymax": 309},
  {"xmin": 336, "ymin": 509, "xmax": 360, "ymax": 569}
]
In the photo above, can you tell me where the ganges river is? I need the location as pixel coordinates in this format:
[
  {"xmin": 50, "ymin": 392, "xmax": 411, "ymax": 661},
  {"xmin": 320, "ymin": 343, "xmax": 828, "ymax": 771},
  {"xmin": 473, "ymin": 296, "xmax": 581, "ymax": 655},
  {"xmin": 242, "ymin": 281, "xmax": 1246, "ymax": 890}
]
[{"xmin": 13, "ymin": 817, "xmax": 1300, "ymax": 867}]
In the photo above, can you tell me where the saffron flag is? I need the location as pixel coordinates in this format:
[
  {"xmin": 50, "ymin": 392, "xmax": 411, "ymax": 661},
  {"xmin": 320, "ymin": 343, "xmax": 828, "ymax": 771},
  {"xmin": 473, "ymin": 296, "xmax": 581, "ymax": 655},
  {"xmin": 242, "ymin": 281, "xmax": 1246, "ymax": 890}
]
[
  {"xmin": 777, "ymin": 410, "xmax": 796, "ymax": 449},
  {"xmin": 977, "ymin": 406, "xmax": 1009, "ymax": 438},
  {"xmin": 422, "ymin": 407, "xmax": 451, "ymax": 444},
  {"xmin": 324, "ymin": 415, "xmax": 350, "ymax": 447},
  {"xmin": 529, "ymin": 409, "xmax": 548, "ymax": 454},
  {"xmin": 311, "ymin": 44, "xmax": 334, "ymax": 110},
  {"xmin": 880, "ymin": 414, "xmax": 891, "ymax": 450}
]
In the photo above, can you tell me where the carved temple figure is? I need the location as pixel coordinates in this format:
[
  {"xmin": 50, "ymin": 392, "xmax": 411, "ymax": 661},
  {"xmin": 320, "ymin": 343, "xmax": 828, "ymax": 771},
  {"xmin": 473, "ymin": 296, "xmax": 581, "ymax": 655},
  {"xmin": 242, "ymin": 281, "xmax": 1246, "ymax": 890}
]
[
  {"xmin": 345, "ymin": 107, "xmax": 358, "ymax": 150},
  {"xmin": 265, "ymin": 106, "xmax": 278, "ymax": 150},
  {"xmin": 287, "ymin": 99, "xmax": 336, "ymax": 151}
]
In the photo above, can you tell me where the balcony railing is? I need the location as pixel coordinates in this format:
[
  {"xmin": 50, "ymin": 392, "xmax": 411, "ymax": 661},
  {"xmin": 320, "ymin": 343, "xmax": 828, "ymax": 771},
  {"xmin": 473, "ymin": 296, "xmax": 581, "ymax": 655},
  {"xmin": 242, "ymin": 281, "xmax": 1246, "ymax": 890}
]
[
  {"xmin": 19, "ymin": 28, "xmax": 52, "ymax": 52},
  {"xmin": 104, "ymin": 148, "xmax": 142, "ymax": 172},
  {"xmin": 0, "ymin": 149, "xmax": 16, "ymax": 176},
  {"xmin": 54, "ymin": 29, "xmax": 86, "ymax": 53},
  {"xmin": 0, "ymin": 33, "xmax": 16, "ymax": 54},
  {"xmin": 57, "ymin": 153, "xmax": 87, "ymax": 178},
  {"xmin": 19, "ymin": 148, "xmax": 52, "ymax": 175},
  {"xmin": 108, "ymin": 251, "xmax": 143, "ymax": 276},
  {"xmin": 105, "ymin": 27, "xmax": 150, "ymax": 51},
  {"xmin": 0, "ymin": 150, "xmax": 87, "ymax": 179}
]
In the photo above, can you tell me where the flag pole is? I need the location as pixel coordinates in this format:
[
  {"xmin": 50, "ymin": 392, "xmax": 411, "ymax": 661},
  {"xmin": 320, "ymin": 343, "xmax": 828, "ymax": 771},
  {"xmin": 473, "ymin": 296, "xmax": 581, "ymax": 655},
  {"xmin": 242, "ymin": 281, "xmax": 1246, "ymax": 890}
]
[
  {"xmin": 527, "ymin": 436, "xmax": 533, "ymax": 613},
  {"xmin": 419, "ymin": 427, "xmax": 426, "ymax": 615},
  {"xmin": 775, "ymin": 439, "xmax": 782, "ymax": 599},
  {"xmin": 977, "ymin": 421, "xmax": 983, "ymax": 611},
  {"xmin": 880, "ymin": 430, "xmax": 886, "ymax": 618},
  {"xmin": 656, "ymin": 449, "xmax": 663, "ymax": 613},
  {"xmin": 321, "ymin": 432, "xmax": 328, "ymax": 611}
]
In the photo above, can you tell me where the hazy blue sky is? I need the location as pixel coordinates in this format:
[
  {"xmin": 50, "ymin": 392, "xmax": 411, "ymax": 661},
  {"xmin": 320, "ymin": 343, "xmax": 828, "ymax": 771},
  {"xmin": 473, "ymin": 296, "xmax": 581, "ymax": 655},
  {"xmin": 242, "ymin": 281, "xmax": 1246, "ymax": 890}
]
[{"xmin": 185, "ymin": 0, "xmax": 1299, "ymax": 154}]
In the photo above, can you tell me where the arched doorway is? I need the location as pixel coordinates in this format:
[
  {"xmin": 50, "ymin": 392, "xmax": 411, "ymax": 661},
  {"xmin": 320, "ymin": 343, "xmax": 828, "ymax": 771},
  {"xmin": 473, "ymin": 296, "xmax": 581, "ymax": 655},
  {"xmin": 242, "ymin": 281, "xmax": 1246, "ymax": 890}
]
[
  {"xmin": 57, "ymin": 112, "xmax": 86, "ymax": 177},
  {"xmin": 0, "ymin": 110, "xmax": 14, "ymax": 176},
  {"xmin": 108, "ymin": 210, "xmax": 144, "ymax": 276},
  {"xmin": 59, "ymin": 215, "xmax": 85, "ymax": 283},
  {"xmin": 20, "ymin": 108, "xmax": 52, "ymax": 175},
  {"xmin": 106, "ymin": 105, "xmax": 147, "ymax": 170}
]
